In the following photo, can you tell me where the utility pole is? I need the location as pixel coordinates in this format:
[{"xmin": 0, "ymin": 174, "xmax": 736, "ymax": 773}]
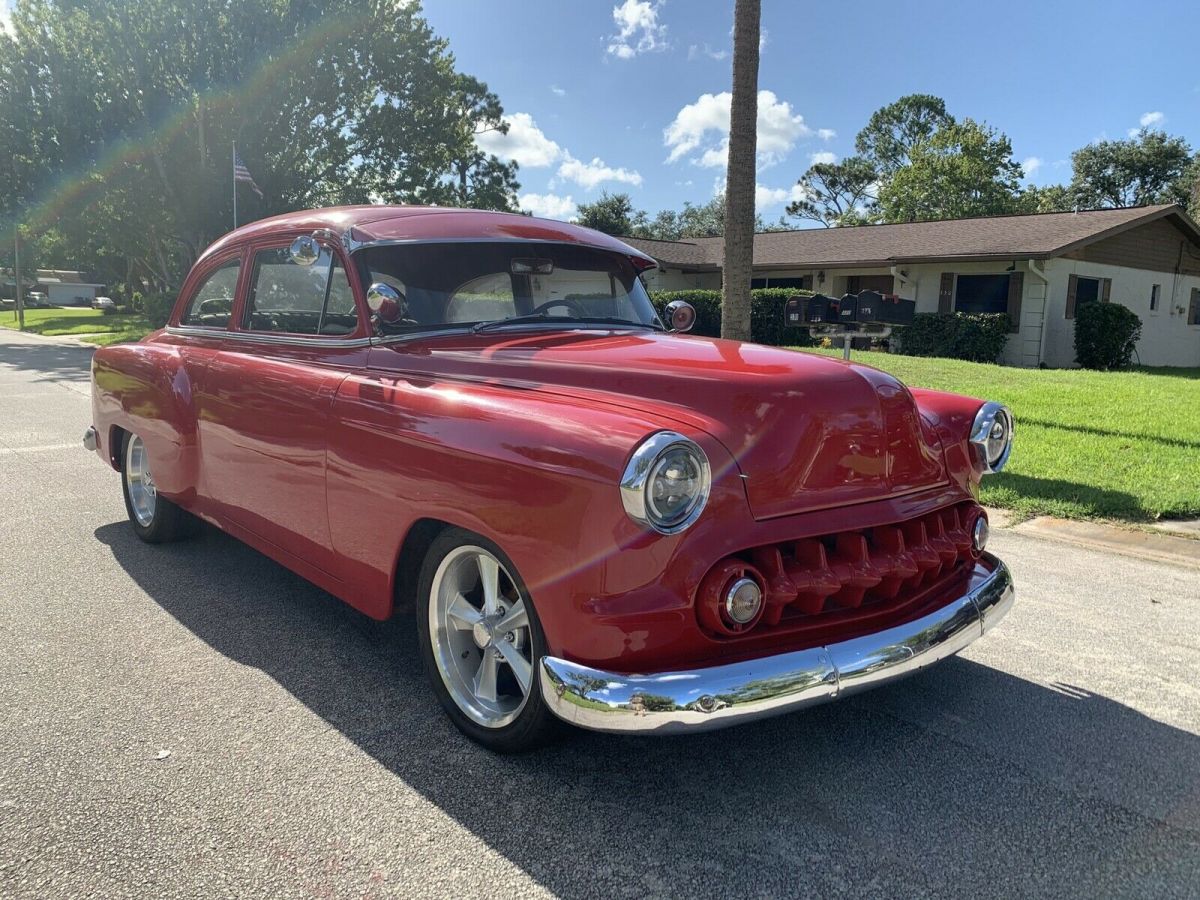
[{"xmin": 14, "ymin": 228, "xmax": 25, "ymax": 331}]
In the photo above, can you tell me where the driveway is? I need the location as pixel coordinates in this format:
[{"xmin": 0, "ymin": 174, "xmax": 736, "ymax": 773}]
[{"xmin": 2, "ymin": 329, "xmax": 1198, "ymax": 899}]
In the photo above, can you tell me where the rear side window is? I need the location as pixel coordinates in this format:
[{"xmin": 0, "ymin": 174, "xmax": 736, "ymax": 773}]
[
  {"xmin": 179, "ymin": 258, "xmax": 241, "ymax": 327},
  {"xmin": 243, "ymin": 245, "xmax": 359, "ymax": 336}
]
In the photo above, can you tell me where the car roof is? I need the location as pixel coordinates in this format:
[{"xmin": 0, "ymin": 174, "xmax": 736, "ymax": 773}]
[{"xmin": 197, "ymin": 205, "xmax": 656, "ymax": 268}]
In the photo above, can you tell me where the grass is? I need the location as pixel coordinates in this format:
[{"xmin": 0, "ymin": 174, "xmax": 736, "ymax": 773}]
[
  {"xmin": 793, "ymin": 348, "xmax": 1200, "ymax": 523},
  {"xmin": 1, "ymin": 306, "xmax": 152, "ymax": 342}
]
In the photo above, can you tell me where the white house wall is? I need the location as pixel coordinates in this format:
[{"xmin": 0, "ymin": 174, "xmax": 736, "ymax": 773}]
[{"xmin": 1040, "ymin": 259, "xmax": 1200, "ymax": 368}]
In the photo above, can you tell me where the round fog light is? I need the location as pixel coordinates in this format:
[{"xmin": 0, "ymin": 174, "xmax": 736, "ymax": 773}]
[
  {"xmin": 724, "ymin": 577, "xmax": 763, "ymax": 625},
  {"xmin": 972, "ymin": 516, "xmax": 990, "ymax": 553}
]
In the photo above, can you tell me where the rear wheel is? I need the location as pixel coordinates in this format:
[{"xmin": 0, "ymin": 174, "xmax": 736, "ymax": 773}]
[
  {"xmin": 415, "ymin": 528, "xmax": 560, "ymax": 752},
  {"xmin": 120, "ymin": 432, "xmax": 197, "ymax": 543}
]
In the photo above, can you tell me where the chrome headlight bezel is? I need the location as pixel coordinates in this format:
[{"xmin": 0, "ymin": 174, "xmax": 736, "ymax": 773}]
[
  {"xmin": 970, "ymin": 402, "xmax": 1014, "ymax": 474},
  {"xmin": 620, "ymin": 431, "xmax": 711, "ymax": 535}
]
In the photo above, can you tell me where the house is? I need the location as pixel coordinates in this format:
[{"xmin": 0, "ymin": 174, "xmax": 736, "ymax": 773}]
[
  {"xmin": 624, "ymin": 204, "xmax": 1200, "ymax": 368},
  {"xmin": 1, "ymin": 269, "xmax": 105, "ymax": 306}
]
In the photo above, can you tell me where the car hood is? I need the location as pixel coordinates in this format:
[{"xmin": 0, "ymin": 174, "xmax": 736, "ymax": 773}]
[{"xmin": 369, "ymin": 330, "xmax": 948, "ymax": 520}]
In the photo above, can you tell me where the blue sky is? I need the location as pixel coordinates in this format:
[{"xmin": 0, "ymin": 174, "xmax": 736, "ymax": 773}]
[{"xmin": 424, "ymin": 0, "xmax": 1200, "ymax": 225}]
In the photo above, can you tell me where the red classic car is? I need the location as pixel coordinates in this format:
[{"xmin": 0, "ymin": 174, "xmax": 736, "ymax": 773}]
[{"xmin": 86, "ymin": 206, "xmax": 1015, "ymax": 751}]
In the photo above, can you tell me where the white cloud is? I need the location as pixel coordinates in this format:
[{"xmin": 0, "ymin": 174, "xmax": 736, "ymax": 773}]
[
  {"xmin": 759, "ymin": 28, "xmax": 768, "ymax": 52},
  {"xmin": 817, "ymin": 128, "xmax": 836, "ymax": 141},
  {"xmin": 550, "ymin": 85, "xmax": 566, "ymax": 97},
  {"xmin": 476, "ymin": 112, "xmax": 562, "ymax": 168},
  {"xmin": 0, "ymin": 2, "xmax": 13, "ymax": 35},
  {"xmin": 663, "ymin": 89, "xmax": 814, "ymax": 169},
  {"xmin": 557, "ymin": 154, "xmax": 643, "ymax": 190},
  {"xmin": 1129, "ymin": 111, "xmax": 1165, "ymax": 137},
  {"xmin": 809, "ymin": 151, "xmax": 838, "ymax": 166},
  {"xmin": 607, "ymin": 0, "xmax": 668, "ymax": 59},
  {"xmin": 754, "ymin": 182, "xmax": 808, "ymax": 212},
  {"xmin": 687, "ymin": 43, "xmax": 728, "ymax": 61},
  {"xmin": 1022, "ymin": 156, "xmax": 1043, "ymax": 178},
  {"xmin": 519, "ymin": 192, "xmax": 577, "ymax": 220}
]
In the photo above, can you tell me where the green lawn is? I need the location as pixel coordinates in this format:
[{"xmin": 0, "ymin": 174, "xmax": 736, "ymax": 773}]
[
  {"xmin": 794, "ymin": 348, "xmax": 1200, "ymax": 523},
  {"xmin": 1, "ymin": 306, "xmax": 152, "ymax": 341}
]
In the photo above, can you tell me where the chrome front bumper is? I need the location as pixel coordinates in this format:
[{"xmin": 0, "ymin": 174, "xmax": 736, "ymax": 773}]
[{"xmin": 539, "ymin": 554, "xmax": 1013, "ymax": 734}]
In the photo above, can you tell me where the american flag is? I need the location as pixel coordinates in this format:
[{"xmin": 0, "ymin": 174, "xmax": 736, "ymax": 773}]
[{"xmin": 233, "ymin": 150, "xmax": 263, "ymax": 198}]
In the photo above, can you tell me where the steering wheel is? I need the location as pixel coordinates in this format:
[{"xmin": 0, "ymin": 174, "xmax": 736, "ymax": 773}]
[{"xmin": 528, "ymin": 297, "xmax": 588, "ymax": 318}]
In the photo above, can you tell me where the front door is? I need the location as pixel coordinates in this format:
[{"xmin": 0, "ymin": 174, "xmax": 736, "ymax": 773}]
[{"xmin": 197, "ymin": 239, "xmax": 369, "ymax": 576}]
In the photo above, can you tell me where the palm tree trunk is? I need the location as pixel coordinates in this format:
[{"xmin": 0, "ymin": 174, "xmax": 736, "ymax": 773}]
[{"xmin": 721, "ymin": 0, "xmax": 760, "ymax": 341}]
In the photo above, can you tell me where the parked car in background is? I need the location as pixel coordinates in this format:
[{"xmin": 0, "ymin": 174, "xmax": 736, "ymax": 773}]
[
  {"xmin": 25, "ymin": 291, "xmax": 51, "ymax": 308},
  {"xmin": 91, "ymin": 296, "xmax": 116, "ymax": 311},
  {"xmin": 85, "ymin": 206, "xmax": 1016, "ymax": 751}
]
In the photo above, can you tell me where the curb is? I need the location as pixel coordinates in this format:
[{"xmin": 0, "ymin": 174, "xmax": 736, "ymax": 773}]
[{"xmin": 1004, "ymin": 514, "xmax": 1200, "ymax": 571}]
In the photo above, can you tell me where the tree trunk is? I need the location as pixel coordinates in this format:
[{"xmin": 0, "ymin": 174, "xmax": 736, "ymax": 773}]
[{"xmin": 721, "ymin": 0, "xmax": 760, "ymax": 341}]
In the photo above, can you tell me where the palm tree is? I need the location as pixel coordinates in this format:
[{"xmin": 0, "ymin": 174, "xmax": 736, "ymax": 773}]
[{"xmin": 721, "ymin": 0, "xmax": 760, "ymax": 341}]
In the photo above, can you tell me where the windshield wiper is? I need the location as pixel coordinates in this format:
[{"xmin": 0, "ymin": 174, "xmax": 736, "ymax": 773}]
[{"xmin": 473, "ymin": 314, "xmax": 660, "ymax": 334}]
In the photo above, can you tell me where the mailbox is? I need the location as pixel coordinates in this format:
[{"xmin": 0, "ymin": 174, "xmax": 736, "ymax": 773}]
[
  {"xmin": 836, "ymin": 290, "xmax": 915, "ymax": 325},
  {"xmin": 805, "ymin": 294, "xmax": 839, "ymax": 324},
  {"xmin": 871, "ymin": 292, "xmax": 916, "ymax": 325},
  {"xmin": 783, "ymin": 295, "xmax": 806, "ymax": 327}
]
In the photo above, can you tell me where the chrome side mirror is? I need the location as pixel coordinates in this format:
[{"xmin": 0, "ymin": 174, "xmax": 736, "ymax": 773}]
[
  {"xmin": 366, "ymin": 282, "xmax": 406, "ymax": 324},
  {"xmin": 664, "ymin": 299, "xmax": 697, "ymax": 333},
  {"xmin": 289, "ymin": 235, "xmax": 321, "ymax": 266}
]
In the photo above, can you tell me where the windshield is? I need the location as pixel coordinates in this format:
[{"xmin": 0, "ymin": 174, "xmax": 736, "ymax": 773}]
[{"xmin": 358, "ymin": 242, "xmax": 661, "ymax": 334}]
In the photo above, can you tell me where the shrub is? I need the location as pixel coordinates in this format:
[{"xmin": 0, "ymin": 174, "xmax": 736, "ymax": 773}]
[
  {"xmin": 140, "ymin": 291, "xmax": 178, "ymax": 329},
  {"xmin": 648, "ymin": 288, "xmax": 815, "ymax": 347},
  {"xmin": 894, "ymin": 312, "xmax": 1011, "ymax": 362},
  {"xmin": 1074, "ymin": 302, "xmax": 1142, "ymax": 370}
]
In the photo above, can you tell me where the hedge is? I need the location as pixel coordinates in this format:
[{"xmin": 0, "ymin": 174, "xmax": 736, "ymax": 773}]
[
  {"xmin": 893, "ymin": 312, "xmax": 1011, "ymax": 363},
  {"xmin": 1074, "ymin": 302, "xmax": 1142, "ymax": 370},
  {"xmin": 648, "ymin": 288, "xmax": 815, "ymax": 347}
]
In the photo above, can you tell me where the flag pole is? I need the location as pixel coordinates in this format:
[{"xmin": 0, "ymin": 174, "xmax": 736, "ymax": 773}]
[{"xmin": 232, "ymin": 142, "xmax": 238, "ymax": 230}]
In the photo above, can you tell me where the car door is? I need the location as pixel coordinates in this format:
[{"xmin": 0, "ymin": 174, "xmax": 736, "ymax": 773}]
[{"xmin": 197, "ymin": 237, "xmax": 371, "ymax": 577}]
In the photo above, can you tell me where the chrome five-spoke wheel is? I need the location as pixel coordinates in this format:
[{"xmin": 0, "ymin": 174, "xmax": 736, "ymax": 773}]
[
  {"xmin": 429, "ymin": 545, "xmax": 534, "ymax": 729},
  {"xmin": 124, "ymin": 434, "xmax": 157, "ymax": 526}
]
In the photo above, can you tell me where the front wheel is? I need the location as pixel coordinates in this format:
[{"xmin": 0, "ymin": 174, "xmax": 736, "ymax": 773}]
[
  {"xmin": 415, "ymin": 528, "xmax": 560, "ymax": 752},
  {"xmin": 120, "ymin": 432, "xmax": 198, "ymax": 543}
]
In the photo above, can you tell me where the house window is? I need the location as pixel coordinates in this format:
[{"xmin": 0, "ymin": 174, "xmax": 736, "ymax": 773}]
[
  {"xmin": 1074, "ymin": 277, "xmax": 1101, "ymax": 309},
  {"xmin": 1190, "ymin": 288, "xmax": 1200, "ymax": 326},
  {"xmin": 1150, "ymin": 284, "xmax": 1160, "ymax": 312},
  {"xmin": 750, "ymin": 276, "xmax": 811, "ymax": 290},
  {"xmin": 750, "ymin": 278, "xmax": 768, "ymax": 289},
  {"xmin": 954, "ymin": 274, "xmax": 1010, "ymax": 314}
]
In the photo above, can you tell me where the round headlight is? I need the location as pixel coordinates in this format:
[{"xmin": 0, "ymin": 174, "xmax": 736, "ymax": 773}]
[
  {"xmin": 620, "ymin": 432, "xmax": 711, "ymax": 534},
  {"xmin": 970, "ymin": 402, "xmax": 1014, "ymax": 474}
]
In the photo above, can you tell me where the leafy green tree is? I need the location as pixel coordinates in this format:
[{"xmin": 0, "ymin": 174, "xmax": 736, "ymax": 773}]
[
  {"xmin": 875, "ymin": 119, "xmax": 1024, "ymax": 222},
  {"xmin": 575, "ymin": 191, "xmax": 646, "ymax": 236},
  {"xmin": 1069, "ymin": 130, "xmax": 1195, "ymax": 209},
  {"xmin": 0, "ymin": 0, "xmax": 518, "ymax": 292},
  {"xmin": 855, "ymin": 93, "xmax": 953, "ymax": 176},
  {"xmin": 787, "ymin": 156, "xmax": 879, "ymax": 227},
  {"xmin": 1020, "ymin": 183, "xmax": 1074, "ymax": 214}
]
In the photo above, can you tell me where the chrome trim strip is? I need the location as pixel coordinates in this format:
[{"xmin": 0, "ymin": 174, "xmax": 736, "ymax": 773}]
[
  {"xmin": 539, "ymin": 555, "xmax": 1014, "ymax": 734},
  {"xmin": 166, "ymin": 326, "xmax": 371, "ymax": 349}
]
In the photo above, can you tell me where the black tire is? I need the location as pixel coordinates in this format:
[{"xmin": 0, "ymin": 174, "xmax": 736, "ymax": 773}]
[
  {"xmin": 415, "ymin": 527, "xmax": 561, "ymax": 752},
  {"xmin": 120, "ymin": 431, "xmax": 199, "ymax": 544}
]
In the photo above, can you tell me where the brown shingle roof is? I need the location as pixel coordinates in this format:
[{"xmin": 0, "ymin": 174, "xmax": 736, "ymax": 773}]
[{"xmin": 622, "ymin": 204, "xmax": 1200, "ymax": 270}]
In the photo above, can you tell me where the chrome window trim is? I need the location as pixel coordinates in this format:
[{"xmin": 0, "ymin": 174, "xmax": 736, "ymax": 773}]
[
  {"xmin": 166, "ymin": 325, "xmax": 371, "ymax": 349},
  {"xmin": 619, "ymin": 431, "xmax": 711, "ymax": 535},
  {"xmin": 969, "ymin": 401, "xmax": 1014, "ymax": 474}
]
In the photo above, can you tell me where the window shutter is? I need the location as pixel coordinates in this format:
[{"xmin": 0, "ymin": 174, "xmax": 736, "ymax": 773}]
[
  {"xmin": 1101, "ymin": 278, "xmax": 1112, "ymax": 303},
  {"xmin": 1065, "ymin": 274, "xmax": 1079, "ymax": 319},
  {"xmin": 1006, "ymin": 272, "xmax": 1023, "ymax": 334},
  {"xmin": 938, "ymin": 273, "xmax": 954, "ymax": 314}
]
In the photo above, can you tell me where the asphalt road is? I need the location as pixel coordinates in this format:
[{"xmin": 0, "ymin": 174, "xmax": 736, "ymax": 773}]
[{"xmin": 2, "ymin": 327, "xmax": 1199, "ymax": 899}]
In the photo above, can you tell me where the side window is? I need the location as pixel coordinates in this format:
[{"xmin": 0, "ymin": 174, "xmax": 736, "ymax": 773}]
[
  {"xmin": 244, "ymin": 246, "xmax": 360, "ymax": 336},
  {"xmin": 445, "ymin": 272, "xmax": 516, "ymax": 323},
  {"xmin": 180, "ymin": 258, "xmax": 241, "ymax": 328}
]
